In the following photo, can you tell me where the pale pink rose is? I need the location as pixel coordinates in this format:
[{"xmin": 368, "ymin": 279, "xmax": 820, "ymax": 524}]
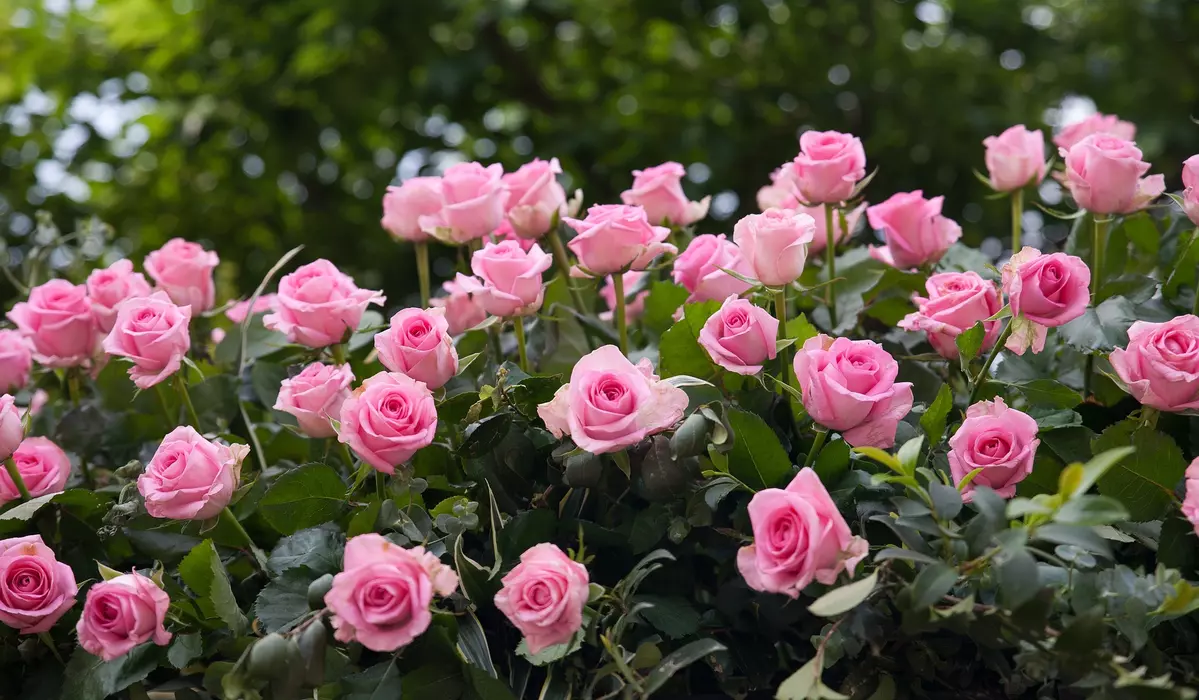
[
  {"xmin": 493, "ymin": 543, "xmax": 589, "ymax": 654},
  {"xmin": 538, "ymin": 345, "xmax": 688, "ymax": 454},
  {"xmin": 0, "ymin": 396, "xmax": 22, "ymax": 462},
  {"xmin": 948, "ymin": 398, "xmax": 1039, "ymax": 500},
  {"xmin": 1110, "ymin": 315, "xmax": 1199, "ymax": 412},
  {"xmin": 0, "ymin": 330, "xmax": 33, "ymax": 393},
  {"xmin": 503, "ymin": 158, "xmax": 568, "ymax": 239},
  {"xmin": 274, "ymin": 362, "xmax": 354, "ymax": 438},
  {"xmin": 101, "ymin": 291, "xmax": 192, "ymax": 390},
  {"xmin": 803, "ymin": 203, "xmax": 865, "ymax": 255},
  {"xmin": 697, "ymin": 295, "xmax": 779, "ymax": 375},
  {"xmin": 1181, "ymin": 155, "xmax": 1199, "ymax": 226},
  {"xmin": 325, "ymin": 534, "xmax": 457, "ymax": 652},
  {"xmin": 1060, "ymin": 134, "xmax": 1164, "ymax": 215},
  {"xmin": 86, "ymin": 259, "xmax": 152, "ymax": 333},
  {"xmin": 599, "ymin": 271, "xmax": 649, "ymax": 323},
  {"xmin": 671, "ymin": 234, "xmax": 754, "ymax": 304},
  {"xmin": 18, "ymin": 391, "xmax": 46, "ymax": 423},
  {"xmin": 620, "ymin": 161, "xmax": 710, "ymax": 226},
  {"xmin": 494, "ymin": 220, "xmax": 535, "ymax": 251},
  {"xmin": 983, "ymin": 125, "xmax": 1047, "ymax": 192},
  {"xmin": 793, "ymin": 335, "xmax": 914, "ymax": 448},
  {"xmin": 732, "ymin": 209, "xmax": 817, "ymax": 286},
  {"xmin": 382, "ymin": 177, "xmax": 442, "ymax": 242},
  {"xmin": 756, "ymin": 163, "xmax": 801, "ymax": 211},
  {"xmin": 375, "ymin": 308, "xmax": 458, "ymax": 390},
  {"xmin": 563, "ymin": 204, "xmax": 676, "ymax": 277},
  {"xmin": 8, "ymin": 279, "xmax": 99, "ymax": 368},
  {"xmin": 430, "ymin": 274, "xmax": 488, "ymax": 335},
  {"xmin": 1182, "ymin": 458, "xmax": 1199, "ymax": 536},
  {"xmin": 210, "ymin": 328, "xmax": 226, "ymax": 345},
  {"xmin": 76, "ymin": 572, "xmax": 171, "ymax": 661},
  {"xmin": 338, "ymin": 372, "xmax": 437, "ymax": 474},
  {"xmin": 225, "ymin": 294, "xmax": 276, "ymax": 324},
  {"xmin": 471, "ymin": 240, "xmax": 553, "ymax": 318},
  {"xmin": 143, "ymin": 238, "xmax": 219, "ymax": 312},
  {"xmin": 0, "ymin": 535, "xmax": 76, "ymax": 633},
  {"xmin": 1053, "ymin": 112, "xmax": 1137, "ymax": 152},
  {"xmin": 1001, "ymin": 247, "xmax": 1090, "ymax": 356},
  {"xmin": 736, "ymin": 468, "xmax": 868, "ymax": 598},
  {"xmin": 265, "ymin": 259, "xmax": 385, "ymax": 348},
  {"xmin": 0, "ymin": 438, "xmax": 69, "ymax": 504},
  {"xmin": 790, "ymin": 130, "xmax": 868, "ymax": 205},
  {"xmin": 866, "ymin": 191, "xmax": 962, "ymax": 269},
  {"xmin": 898, "ymin": 272, "xmax": 1001, "ymax": 360},
  {"xmin": 419, "ymin": 162, "xmax": 507, "ymax": 243},
  {"xmin": 138, "ymin": 427, "xmax": 248, "ymax": 521}
]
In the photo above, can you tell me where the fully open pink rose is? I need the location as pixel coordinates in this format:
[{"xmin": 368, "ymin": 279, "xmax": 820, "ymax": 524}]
[
  {"xmin": 338, "ymin": 372, "xmax": 437, "ymax": 473},
  {"xmin": 504, "ymin": 158, "xmax": 568, "ymax": 239},
  {"xmin": 86, "ymin": 259, "xmax": 152, "ymax": 333},
  {"xmin": 732, "ymin": 208, "xmax": 817, "ymax": 286},
  {"xmin": 563, "ymin": 204, "xmax": 676, "ymax": 277},
  {"xmin": 143, "ymin": 238, "xmax": 219, "ymax": 312},
  {"xmin": 866, "ymin": 191, "xmax": 962, "ymax": 269},
  {"xmin": 793, "ymin": 334, "xmax": 914, "ymax": 448},
  {"xmin": 471, "ymin": 240, "xmax": 553, "ymax": 317},
  {"xmin": 948, "ymin": 398, "xmax": 1038, "ymax": 500},
  {"xmin": 538, "ymin": 345, "xmax": 688, "ymax": 454},
  {"xmin": 274, "ymin": 362, "xmax": 354, "ymax": 438},
  {"xmin": 0, "ymin": 438, "xmax": 69, "ymax": 504},
  {"xmin": 493, "ymin": 543, "xmax": 589, "ymax": 654},
  {"xmin": 102, "ymin": 291, "xmax": 192, "ymax": 390},
  {"xmin": 430, "ymin": 274, "xmax": 488, "ymax": 335},
  {"xmin": 225, "ymin": 294, "xmax": 276, "ymax": 324},
  {"xmin": 620, "ymin": 162, "xmax": 710, "ymax": 226},
  {"xmin": 138, "ymin": 427, "xmax": 249, "ymax": 521},
  {"xmin": 8, "ymin": 279, "xmax": 99, "ymax": 368},
  {"xmin": 671, "ymin": 234, "xmax": 754, "ymax": 303},
  {"xmin": 790, "ymin": 130, "xmax": 868, "ymax": 205},
  {"xmin": 419, "ymin": 162, "xmax": 506, "ymax": 243},
  {"xmin": 0, "ymin": 331, "xmax": 32, "ymax": 393},
  {"xmin": 0, "ymin": 396, "xmax": 21, "ymax": 463},
  {"xmin": 1001, "ymin": 247, "xmax": 1090, "ymax": 355},
  {"xmin": 898, "ymin": 272, "xmax": 1001, "ymax": 359},
  {"xmin": 1110, "ymin": 315, "xmax": 1199, "ymax": 412},
  {"xmin": 1182, "ymin": 155, "xmax": 1199, "ymax": 226},
  {"xmin": 325, "ymin": 534, "xmax": 457, "ymax": 652},
  {"xmin": 77, "ymin": 572, "xmax": 171, "ymax": 661},
  {"xmin": 1061, "ymin": 134, "xmax": 1164, "ymax": 214},
  {"xmin": 382, "ymin": 176, "xmax": 442, "ymax": 242},
  {"xmin": 375, "ymin": 308, "xmax": 458, "ymax": 389},
  {"xmin": 983, "ymin": 125, "xmax": 1047, "ymax": 192},
  {"xmin": 0, "ymin": 535, "xmax": 76, "ymax": 634},
  {"xmin": 803, "ymin": 203, "xmax": 865, "ymax": 254},
  {"xmin": 1182, "ymin": 458, "xmax": 1199, "ymax": 536},
  {"xmin": 265, "ymin": 259, "xmax": 385, "ymax": 348},
  {"xmin": 737, "ymin": 468, "xmax": 868, "ymax": 598},
  {"xmin": 599, "ymin": 271, "xmax": 649, "ymax": 323},
  {"xmin": 1053, "ymin": 112, "xmax": 1136, "ymax": 151},
  {"xmin": 698, "ymin": 296, "xmax": 779, "ymax": 375}
]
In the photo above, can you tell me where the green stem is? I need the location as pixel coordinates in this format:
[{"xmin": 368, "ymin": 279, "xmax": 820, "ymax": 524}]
[
  {"xmin": 613, "ymin": 272, "xmax": 628, "ymax": 355},
  {"xmin": 1011, "ymin": 188, "xmax": 1023, "ymax": 252},
  {"xmin": 1091, "ymin": 215, "xmax": 1106, "ymax": 304},
  {"xmin": 176, "ymin": 374, "xmax": 202, "ymax": 430},
  {"xmin": 154, "ymin": 383, "xmax": 175, "ymax": 423},
  {"xmin": 547, "ymin": 227, "xmax": 590, "ymax": 317},
  {"xmin": 221, "ymin": 507, "xmax": 268, "ymax": 572},
  {"xmin": 773, "ymin": 289, "xmax": 789, "ymax": 387},
  {"xmin": 1083, "ymin": 354, "xmax": 1094, "ymax": 401},
  {"xmin": 803, "ymin": 429, "xmax": 828, "ymax": 468},
  {"xmin": 4, "ymin": 457, "xmax": 31, "ymax": 501},
  {"xmin": 968, "ymin": 320, "xmax": 1014, "ymax": 406},
  {"xmin": 38, "ymin": 631, "xmax": 64, "ymax": 665},
  {"xmin": 824, "ymin": 204, "xmax": 838, "ymax": 330},
  {"xmin": 340, "ymin": 442, "xmax": 356, "ymax": 471},
  {"xmin": 415, "ymin": 241, "xmax": 431, "ymax": 308},
  {"xmin": 513, "ymin": 317, "xmax": 530, "ymax": 373},
  {"xmin": 66, "ymin": 371, "xmax": 82, "ymax": 407},
  {"xmin": 375, "ymin": 471, "xmax": 386, "ymax": 501},
  {"xmin": 331, "ymin": 343, "xmax": 347, "ymax": 366}
]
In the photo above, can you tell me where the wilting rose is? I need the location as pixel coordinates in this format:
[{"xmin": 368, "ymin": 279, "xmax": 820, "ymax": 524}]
[
  {"xmin": 419, "ymin": 162, "xmax": 507, "ymax": 243},
  {"xmin": 101, "ymin": 291, "xmax": 192, "ymax": 389},
  {"xmin": 697, "ymin": 295, "xmax": 779, "ymax": 375},
  {"xmin": 0, "ymin": 535, "xmax": 76, "ymax": 633},
  {"xmin": 503, "ymin": 158, "xmax": 568, "ymax": 239},
  {"xmin": 86, "ymin": 259, "xmax": 152, "ymax": 333},
  {"xmin": 898, "ymin": 272, "xmax": 1001, "ymax": 359},
  {"xmin": 671, "ymin": 234, "xmax": 754, "ymax": 303},
  {"xmin": 430, "ymin": 274, "xmax": 488, "ymax": 335},
  {"xmin": 1001, "ymin": 247, "xmax": 1090, "ymax": 355},
  {"xmin": 983, "ymin": 125, "xmax": 1047, "ymax": 192},
  {"xmin": 76, "ymin": 572, "xmax": 171, "ymax": 661},
  {"xmin": 866, "ymin": 191, "xmax": 962, "ymax": 269},
  {"xmin": 375, "ymin": 307, "xmax": 458, "ymax": 389},
  {"xmin": 382, "ymin": 177, "xmax": 442, "ymax": 242},
  {"xmin": 563, "ymin": 204, "xmax": 676, "ymax": 277},
  {"xmin": 599, "ymin": 271, "xmax": 649, "ymax": 323},
  {"xmin": 790, "ymin": 130, "xmax": 868, "ymax": 205},
  {"xmin": 138, "ymin": 427, "xmax": 249, "ymax": 521},
  {"xmin": 264, "ymin": 259, "xmax": 385, "ymax": 348},
  {"xmin": 1110, "ymin": 315, "xmax": 1199, "ymax": 412},
  {"xmin": 1060, "ymin": 134, "xmax": 1164, "ymax": 214},
  {"xmin": 0, "ymin": 331, "xmax": 32, "ymax": 393},
  {"xmin": 274, "ymin": 362, "xmax": 354, "ymax": 438},
  {"xmin": 0, "ymin": 437, "xmax": 70, "ymax": 504},
  {"xmin": 948, "ymin": 398, "xmax": 1039, "ymax": 500},
  {"xmin": 8, "ymin": 279, "xmax": 99, "ymax": 368},
  {"xmin": 620, "ymin": 161, "xmax": 709, "ymax": 226},
  {"xmin": 493, "ymin": 543, "xmax": 589, "ymax": 654},
  {"xmin": 471, "ymin": 240, "xmax": 553, "ymax": 317},
  {"xmin": 732, "ymin": 209, "xmax": 817, "ymax": 286},
  {"xmin": 143, "ymin": 238, "xmax": 219, "ymax": 312},
  {"xmin": 338, "ymin": 372, "xmax": 437, "ymax": 474},
  {"xmin": 1053, "ymin": 112, "xmax": 1136, "ymax": 152}
]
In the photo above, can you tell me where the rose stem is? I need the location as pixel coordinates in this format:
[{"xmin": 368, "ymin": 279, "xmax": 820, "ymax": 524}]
[
  {"xmin": 176, "ymin": 374, "xmax": 202, "ymax": 429},
  {"xmin": 154, "ymin": 383, "xmax": 175, "ymax": 424},
  {"xmin": 4, "ymin": 457, "xmax": 31, "ymax": 501},
  {"xmin": 415, "ymin": 241, "xmax": 431, "ymax": 308},
  {"xmin": 968, "ymin": 319, "xmax": 1013, "ymax": 406},
  {"xmin": 613, "ymin": 272, "xmax": 629, "ymax": 355},
  {"xmin": 774, "ymin": 288, "xmax": 790, "ymax": 388},
  {"xmin": 547, "ymin": 226, "xmax": 591, "ymax": 316},
  {"xmin": 1011, "ymin": 188, "xmax": 1023, "ymax": 252},
  {"xmin": 375, "ymin": 470, "xmax": 386, "ymax": 501},
  {"xmin": 1091, "ymin": 214, "xmax": 1106, "ymax": 304},
  {"xmin": 803, "ymin": 429, "xmax": 829, "ymax": 468},
  {"xmin": 824, "ymin": 204, "xmax": 839, "ymax": 330},
  {"xmin": 331, "ymin": 342, "xmax": 347, "ymax": 366},
  {"xmin": 513, "ymin": 317, "xmax": 530, "ymax": 373},
  {"xmin": 221, "ymin": 507, "xmax": 268, "ymax": 572}
]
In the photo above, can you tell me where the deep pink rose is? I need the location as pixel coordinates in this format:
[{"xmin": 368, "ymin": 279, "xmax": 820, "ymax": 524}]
[
  {"xmin": 325, "ymin": 533, "xmax": 457, "ymax": 652},
  {"xmin": 1181, "ymin": 155, "xmax": 1199, "ymax": 226},
  {"xmin": 803, "ymin": 203, "xmax": 865, "ymax": 254},
  {"xmin": 375, "ymin": 308, "xmax": 458, "ymax": 389},
  {"xmin": 898, "ymin": 272, "xmax": 1001, "ymax": 360},
  {"xmin": 757, "ymin": 162, "xmax": 801, "ymax": 211},
  {"xmin": 866, "ymin": 191, "xmax": 962, "ymax": 269},
  {"xmin": 138, "ymin": 427, "xmax": 248, "ymax": 521},
  {"xmin": 1183, "ymin": 458, "xmax": 1199, "ymax": 537},
  {"xmin": 737, "ymin": 468, "xmax": 868, "ymax": 598},
  {"xmin": 538, "ymin": 345, "xmax": 688, "ymax": 454},
  {"xmin": 225, "ymin": 294, "xmax": 276, "ymax": 324},
  {"xmin": 0, "ymin": 438, "xmax": 69, "ymax": 504},
  {"xmin": 599, "ymin": 271, "xmax": 649, "ymax": 323},
  {"xmin": 76, "ymin": 572, "xmax": 171, "ymax": 661},
  {"xmin": 0, "ymin": 331, "xmax": 32, "ymax": 393},
  {"xmin": 1110, "ymin": 315, "xmax": 1199, "ymax": 412},
  {"xmin": 430, "ymin": 274, "xmax": 488, "ymax": 335},
  {"xmin": 274, "ymin": 362, "xmax": 354, "ymax": 438},
  {"xmin": 143, "ymin": 238, "xmax": 219, "ymax": 312},
  {"xmin": 8, "ymin": 279, "xmax": 99, "ymax": 368},
  {"xmin": 948, "ymin": 398, "xmax": 1039, "ymax": 500},
  {"xmin": 86, "ymin": 259, "xmax": 152, "ymax": 333},
  {"xmin": 503, "ymin": 158, "xmax": 568, "ymax": 239},
  {"xmin": 101, "ymin": 291, "xmax": 192, "ymax": 390},
  {"xmin": 983, "ymin": 125, "xmax": 1047, "ymax": 192},
  {"xmin": 563, "ymin": 204, "xmax": 676, "ymax": 277},
  {"xmin": 672, "ymin": 234, "xmax": 754, "ymax": 304},
  {"xmin": 620, "ymin": 161, "xmax": 709, "ymax": 226},
  {"xmin": 793, "ymin": 334, "xmax": 914, "ymax": 448},
  {"xmin": 732, "ymin": 209, "xmax": 817, "ymax": 286},
  {"xmin": 265, "ymin": 259, "xmax": 385, "ymax": 348},
  {"xmin": 1060, "ymin": 134, "xmax": 1164, "ymax": 215},
  {"xmin": 1001, "ymin": 247, "xmax": 1090, "ymax": 355},
  {"xmin": 382, "ymin": 176, "xmax": 442, "ymax": 242},
  {"xmin": 698, "ymin": 295, "xmax": 779, "ymax": 375},
  {"xmin": 790, "ymin": 130, "xmax": 868, "ymax": 205},
  {"xmin": 1053, "ymin": 113, "xmax": 1136, "ymax": 152},
  {"xmin": 419, "ymin": 162, "xmax": 507, "ymax": 243},
  {"xmin": 338, "ymin": 372, "xmax": 437, "ymax": 474},
  {"xmin": 0, "ymin": 535, "xmax": 76, "ymax": 633},
  {"xmin": 493, "ymin": 543, "xmax": 589, "ymax": 654},
  {"xmin": 471, "ymin": 240, "xmax": 553, "ymax": 318},
  {"xmin": 0, "ymin": 396, "xmax": 22, "ymax": 463}
]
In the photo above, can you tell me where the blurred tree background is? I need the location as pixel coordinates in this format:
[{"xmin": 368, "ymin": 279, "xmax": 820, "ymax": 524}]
[{"xmin": 0, "ymin": 0, "xmax": 1197, "ymax": 306}]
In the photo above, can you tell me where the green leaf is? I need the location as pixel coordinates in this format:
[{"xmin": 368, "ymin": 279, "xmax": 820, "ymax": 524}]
[
  {"xmin": 896, "ymin": 436, "xmax": 924, "ymax": 473},
  {"xmin": 456, "ymin": 610, "xmax": 497, "ymax": 678},
  {"xmin": 726, "ymin": 407, "xmax": 792, "ymax": 490},
  {"xmin": 259, "ymin": 463, "xmax": 346, "ymax": 535},
  {"xmin": 808, "ymin": 570, "xmax": 879, "ymax": 617},
  {"xmin": 929, "ymin": 483, "xmax": 963, "ymax": 520},
  {"xmin": 1092, "ymin": 421, "xmax": 1186, "ymax": 521},
  {"xmin": 1029, "ymin": 408, "xmax": 1082, "ymax": 431},
  {"xmin": 999, "ymin": 379, "xmax": 1082, "ymax": 408},
  {"xmin": 636, "ymin": 595, "xmax": 702, "ymax": 639},
  {"xmin": 642, "ymin": 281, "xmax": 691, "ymax": 334},
  {"xmin": 267, "ymin": 523, "xmax": 344, "ymax": 576},
  {"xmin": 0, "ymin": 492, "xmax": 58, "ymax": 521},
  {"xmin": 253, "ymin": 567, "xmax": 315, "ymax": 633},
  {"xmin": 785, "ymin": 313, "xmax": 819, "ymax": 344},
  {"xmin": 955, "ymin": 322, "xmax": 986, "ymax": 372},
  {"xmin": 341, "ymin": 659, "xmax": 403, "ymax": 700},
  {"xmin": 1054, "ymin": 495, "xmax": 1130, "ymax": 526},
  {"xmin": 641, "ymin": 639, "xmax": 726, "ymax": 696},
  {"xmin": 813, "ymin": 438, "xmax": 850, "ymax": 484},
  {"xmin": 659, "ymin": 301, "xmax": 722, "ymax": 379},
  {"xmin": 60, "ymin": 644, "xmax": 161, "ymax": 700},
  {"xmin": 995, "ymin": 547, "xmax": 1039, "ymax": 609},
  {"xmin": 250, "ymin": 360, "xmax": 289, "ymax": 408},
  {"xmin": 177, "ymin": 540, "xmax": 248, "ymax": 635},
  {"xmin": 1122, "ymin": 212, "xmax": 1160, "ymax": 256},
  {"xmin": 1059, "ymin": 296, "xmax": 1138, "ymax": 351},
  {"xmin": 908, "ymin": 562, "xmax": 957, "ymax": 609},
  {"xmin": 167, "ymin": 632, "xmax": 203, "ymax": 669},
  {"xmin": 1035, "ymin": 524, "xmax": 1113, "ymax": 559},
  {"xmin": 459, "ymin": 413, "xmax": 514, "ymax": 459},
  {"xmin": 775, "ymin": 654, "xmax": 848, "ymax": 700},
  {"xmin": 920, "ymin": 384, "xmax": 954, "ymax": 445},
  {"xmin": 517, "ymin": 628, "xmax": 583, "ymax": 666}
]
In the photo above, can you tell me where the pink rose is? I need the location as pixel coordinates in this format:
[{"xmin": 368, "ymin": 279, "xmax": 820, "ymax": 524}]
[
  {"xmin": 620, "ymin": 161, "xmax": 710, "ymax": 226},
  {"xmin": 790, "ymin": 130, "xmax": 868, "ymax": 205},
  {"xmin": 86, "ymin": 259, "xmax": 152, "ymax": 333},
  {"xmin": 0, "ymin": 535, "xmax": 76, "ymax": 633},
  {"xmin": 793, "ymin": 334, "xmax": 914, "ymax": 448},
  {"xmin": 866, "ymin": 191, "xmax": 962, "ymax": 269},
  {"xmin": 265, "ymin": 259, "xmax": 385, "ymax": 348},
  {"xmin": 503, "ymin": 158, "xmax": 568, "ymax": 239},
  {"xmin": 138, "ymin": 427, "xmax": 248, "ymax": 521},
  {"xmin": 8, "ymin": 279, "xmax": 99, "ymax": 368},
  {"xmin": 419, "ymin": 162, "xmax": 506, "ymax": 243},
  {"xmin": 756, "ymin": 163, "xmax": 801, "ymax": 211},
  {"xmin": 803, "ymin": 203, "xmax": 865, "ymax": 255},
  {"xmin": 382, "ymin": 177, "xmax": 442, "ymax": 242},
  {"xmin": 698, "ymin": 295, "xmax": 779, "ymax": 375},
  {"xmin": 471, "ymin": 240, "xmax": 553, "ymax": 318},
  {"xmin": 1001, "ymin": 247, "xmax": 1090, "ymax": 355},
  {"xmin": 0, "ymin": 330, "xmax": 33, "ymax": 392},
  {"xmin": 948, "ymin": 398, "xmax": 1038, "ymax": 500},
  {"xmin": 338, "ymin": 372, "xmax": 437, "ymax": 474},
  {"xmin": 538, "ymin": 345, "xmax": 687, "ymax": 454},
  {"xmin": 493, "ymin": 543, "xmax": 589, "ymax": 654},
  {"xmin": 599, "ymin": 271, "xmax": 649, "ymax": 323},
  {"xmin": 898, "ymin": 272, "xmax": 1001, "ymax": 360},
  {"xmin": 274, "ymin": 362, "xmax": 354, "ymax": 438},
  {"xmin": 101, "ymin": 291, "xmax": 192, "ymax": 390},
  {"xmin": 0, "ymin": 438, "xmax": 69, "ymax": 504},
  {"xmin": 375, "ymin": 308, "xmax": 458, "ymax": 389},
  {"xmin": 736, "ymin": 468, "xmax": 868, "ymax": 598},
  {"xmin": 1182, "ymin": 458, "xmax": 1199, "ymax": 536},
  {"xmin": 143, "ymin": 238, "xmax": 219, "ymax": 312},
  {"xmin": 732, "ymin": 209, "xmax": 817, "ymax": 287},
  {"xmin": 226, "ymin": 294, "xmax": 276, "ymax": 324},
  {"xmin": 494, "ymin": 220, "xmax": 536, "ymax": 252},
  {"xmin": 0, "ymin": 396, "xmax": 22, "ymax": 462},
  {"xmin": 563, "ymin": 204, "xmax": 676, "ymax": 277},
  {"xmin": 1110, "ymin": 315, "xmax": 1199, "ymax": 412},
  {"xmin": 1181, "ymin": 155, "xmax": 1199, "ymax": 226},
  {"xmin": 19, "ymin": 390, "xmax": 46, "ymax": 422},
  {"xmin": 76, "ymin": 572, "xmax": 171, "ymax": 661},
  {"xmin": 1053, "ymin": 112, "xmax": 1136, "ymax": 152},
  {"xmin": 983, "ymin": 125, "xmax": 1047, "ymax": 192},
  {"xmin": 325, "ymin": 533, "xmax": 457, "ymax": 652},
  {"xmin": 1060, "ymin": 134, "xmax": 1164, "ymax": 215},
  {"xmin": 672, "ymin": 234, "xmax": 754, "ymax": 304},
  {"xmin": 430, "ymin": 274, "xmax": 488, "ymax": 335}
]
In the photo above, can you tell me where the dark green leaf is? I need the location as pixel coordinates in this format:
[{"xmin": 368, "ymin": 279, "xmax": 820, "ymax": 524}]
[
  {"xmin": 1092, "ymin": 421, "xmax": 1186, "ymax": 521},
  {"xmin": 1035, "ymin": 524, "xmax": 1113, "ymax": 560},
  {"xmin": 726, "ymin": 407, "xmax": 792, "ymax": 490},
  {"xmin": 1055, "ymin": 496, "xmax": 1130, "ymax": 526},
  {"xmin": 636, "ymin": 595, "xmax": 702, "ymax": 640},
  {"xmin": 1059, "ymin": 296, "xmax": 1138, "ymax": 352},
  {"xmin": 999, "ymin": 379, "xmax": 1082, "ymax": 409},
  {"xmin": 1029, "ymin": 408, "xmax": 1082, "ymax": 431},
  {"xmin": 167, "ymin": 632, "xmax": 203, "ymax": 669},
  {"xmin": 267, "ymin": 523, "xmax": 344, "ymax": 576},
  {"xmin": 250, "ymin": 360, "xmax": 289, "ymax": 408},
  {"xmin": 460, "ymin": 413, "xmax": 514, "ymax": 459},
  {"xmin": 178, "ymin": 539, "xmax": 248, "ymax": 635},
  {"xmin": 642, "ymin": 281, "xmax": 691, "ymax": 335},
  {"xmin": 342, "ymin": 660, "xmax": 403, "ymax": 700},
  {"xmin": 920, "ymin": 384, "xmax": 954, "ymax": 445},
  {"xmin": 955, "ymin": 322, "xmax": 986, "ymax": 372},
  {"xmin": 456, "ymin": 610, "xmax": 496, "ymax": 678},
  {"xmin": 641, "ymin": 639, "xmax": 726, "ymax": 696},
  {"xmin": 929, "ymin": 483, "xmax": 963, "ymax": 520},
  {"xmin": 813, "ymin": 438, "xmax": 850, "ymax": 484},
  {"xmin": 253, "ymin": 567, "xmax": 316, "ymax": 633},
  {"xmin": 259, "ymin": 463, "xmax": 346, "ymax": 535},
  {"xmin": 909, "ymin": 562, "xmax": 957, "ymax": 609},
  {"xmin": 659, "ymin": 301, "xmax": 721, "ymax": 379},
  {"xmin": 60, "ymin": 644, "xmax": 161, "ymax": 700},
  {"xmin": 996, "ymin": 547, "xmax": 1039, "ymax": 609}
]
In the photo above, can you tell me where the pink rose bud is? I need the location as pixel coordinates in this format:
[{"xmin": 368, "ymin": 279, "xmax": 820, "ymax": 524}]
[
  {"xmin": 0, "ymin": 396, "xmax": 22, "ymax": 462},
  {"xmin": 620, "ymin": 161, "xmax": 710, "ymax": 227},
  {"xmin": 419, "ymin": 162, "xmax": 507, "ymax": 243},
  {"xmin": 326, "ymin": 533, "xmax": 457, "ymax": 652},
  {"xmin": 697, "ymin": 295, "xmax": 779, "ymax": 375},
  {"xmin": 225, "ymin": 294, "xmax": 276, "ymax": 324},
  {"xmin": 86, "ymin": 259, "xmax": 152, "ymax": 333},
  {"xmin": 538, "ymin": 345, "xmax": 688, "ymax": 454},
  {"xmin": 375, "ymin": 308, "xmax": 459, "ymax": 390},
  {"xmin": 1060, "ymin": 134, "xmax": 1165, "ymax": 215},
  {"xmin": 983, "ymin": 125, "xmax": 1047, "ymax": 192},
  {"xmin": 1180, "ymin": 155, "xmax": 1199, "ymax": 226},
  {"xmin": 138, "ymin": 427, "xmax": 249, "ymax": 521},
  {"xmin": 756, "ymin": 162, "xmax": 801, "ymax": 211},
  {"xmin": 672, "ymin": 234, "xmax": 754, "ymax": 303},
  {"xmin": 803, "ymin": 203, "xmax": 865, "ymax": 255},
  {"xmin": 76, "ymin": 572, "xmax": 171, "ymax": 661},
  {"xmin": 1110, "ymin": 315, "xmax": 1199, "ymax": 412},
  {"xmin": 737, "ymin": 468, "xmax": 868, "ymax": 598},
  {"xmin": 866, "ymin": 191, "xmax": 962, "ymax": 269},
  {"xmin": 20, "ymin": 390, "xmax": 47, "ymax": 422},
  {"xmin": 430, "ymin": 274, "xmax": 488, "ymax": 335},
  {"xmin": 143, "ymin": 238, "xmax": 219, "ymax": 313},
  {"xmin": 0, "ymin": 535, "xmax": 76, "ymax": 633},
  {"xmin": 101, "ymin": 291, "xmax": 192, "ymax": 390},
  {"xmin": 793, "ymin": 334, "xmax": 914, "ymax": 448},
  {"xmin": 494, "ymin": 219, "xmax": 535, "ymax": 251},
  {"xmin": 1001, "ymin": 248, "xmax": 1090, "ymax": 355},
  {"xmin": 493, "ymin": 543, "xmax": 589, "ymax": 654},
  {"xmin": 563, "ymin": 204, "xmax": 676, "ymax": 277},
  {"xmin": 470, "ymin": 240, "xmax": 553, "ymax": 318},
  {"xmin": 503, "ymin": 158, "xmax": 569, "ymax": 239},
  {"xmin": 264, "ymin": 259, "xmax": 385, "ymax": 348},
  {"xmin": 1052, "ymin": 112, "xmax": 1136, "ymax": 152},
  {"xmin": 1182, "ymin": 458, "xmax": 1199, "ymax": 536},
  {"xmin": 790, "ymin": 130, "xmax": 868, "ymax": 205},
  {"xmin": 0, "ymin": 330, "xmax": 33, "ymax": 393},
  {"xmin": 732, "ymin": 208, "xmax": 817, "ymax": 287},
  {"xmin": 338, "ymin": 372, "xmax": 437, "ymax": 474},
  {"xmin": 274, "ymin": 362, "xmax": 354, "ymax": 438},
  {"xmin": 0, "ymin": 437, "xmax": 69, "ymax": 504},
  {"xmin": 599, "ymin": 271, "xmax": 650, "ymax": 323},
  {"xmin": 381, "ymin": 176, "xmax": 443, "ymax": 242},
  {"xmin": 898, "ymin": 271, "xmax": 1002, "ymax": 360},
  {"xmin": 948, "ymin": 398, "xmax": 1038, "ymax": 501},
  {"xmin": 8, "ymin": 279, "xmax": 99, "ymax": 368}
]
